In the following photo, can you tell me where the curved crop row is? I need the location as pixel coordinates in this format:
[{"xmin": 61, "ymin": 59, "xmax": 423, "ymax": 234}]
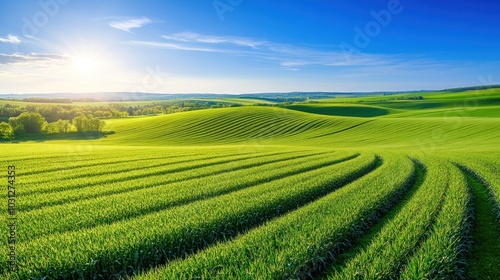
[
  {"xmin": 3, "ymin": 145, "xmax": 196, "ymax": 174},
  {"xmin": 19, "ymin": 152, "xmax": 197, "ymax": 184},
  {"xmin": 329, "ymin": 158, "xmax": 450, "ymax": 279},
  {"xmin": 2, "ymin": 152, "xmax": 377, "ymax": 278},
  {"xmin": 135, "ymin": 154, "xmax": 414, "ymax": 279},
  {"xmin": 400, "ymin": 163, "xmax": 471, "ymax": 278},
  {"xmin": 7, "ymin": 151, "xmax": 343, "ymax": 243},
  {"xmin": 17, "ymin": 150, "xmax": 261, "ymax": 196},
  {"xmin": 458, "ymin": 165, "xmax": 500, "ymax": 279},
  {"xmin": 17, "ymin": 150, "xmax": 297, "ymax": 210},
  {"xmin": 137, "ymin": 153, "xmax": 415, "ymax": 279},
  {"xmin": 453, "ymin": 155, "xmax": 500, "ymax": 222},
  {"xmin": 105, "ymin": 106, "xmax": 364, "ymax": 145}
]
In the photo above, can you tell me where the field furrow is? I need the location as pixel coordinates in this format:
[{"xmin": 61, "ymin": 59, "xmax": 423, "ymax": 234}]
[
  {"xmin": 319, "ymin": 159, "xmax": 426, "ymax": 277},
  {"xmin": 7, "ymin": 152, "xmax": 342, "ymax": 243},
  {"xmin": 133, "ymin": 154, "xmax": 414, "ymax": 279},
  {"xmin": 459, "ymin": 167, "xmax": 500, "ymax": 279},
  {"xmin": 327, "ymin": 158, "xmax": 450, "ymax": 279},
  {"xmin": 453, "ymin": 156, "xmax": 500, "ymax": 222},
  {"xmin": 399, "ymin": 163, "xmax": 471, "ymax": 279},
  {"xmin": 20, "ymin": 153, "xmax": 196, "ymax": 184},
  {"xmin": 17, "ymin": 151, "xmax": 299, "ymax": 209},
  {"xmin": 17, "ymin": 150, "xmax": 265, "ymax": 196},
  {"xmin": 3, "ymin": 153, "xmax": 377, "ymax": 279}
]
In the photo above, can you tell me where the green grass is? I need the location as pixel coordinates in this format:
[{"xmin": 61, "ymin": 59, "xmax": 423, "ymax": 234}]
[
  {"xmin": 75, "ymin": 106, "xmax": 499, "ymax": 150},
  {"xmin": 322, "ymin": 159, "xmax": 426, "ymax": 277},
  {"xmin": 328, "ymin": 158, "xmax": 453, "ymax": 279},
  {"xmin": 2, "ymin": 151, "xmax": 377, "ymax": 279},
  {"xmin": 461, "ymin": 168, "xmax": 500, "ymax": 279},
  {"xmin": 310, "ymin": 88, "xmax": 500, "ymax": 119},
  {"xmin": 0, "ymin": 87, "xmax": 499, "ymax": 279},
  {"xmin": 10, "ymin": 152, "xmax": 349, "ymax": 244},
  {"xmin": 399, "ymin": 164, "xmax": 471, "ymax": 278},
  {"xmin": 135, "ymin": 153, "xmax": 412, "ymax": 279}
]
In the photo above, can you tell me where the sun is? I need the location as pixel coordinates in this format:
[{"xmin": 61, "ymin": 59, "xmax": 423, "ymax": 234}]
[{"xmin": 73, "ymin": 55, "xmax": 99, "ymax": 74}]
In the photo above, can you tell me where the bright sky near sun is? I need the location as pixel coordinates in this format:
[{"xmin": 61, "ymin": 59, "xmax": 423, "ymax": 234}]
[{"xmin": 0, "ymin": 0, "xmax": 499, "ymax": 94}]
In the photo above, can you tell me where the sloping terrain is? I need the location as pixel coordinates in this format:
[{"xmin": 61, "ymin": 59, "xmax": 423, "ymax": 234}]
[{"xmin": 1, "ymin": 89, "xmax": 499, "ymax": 279}]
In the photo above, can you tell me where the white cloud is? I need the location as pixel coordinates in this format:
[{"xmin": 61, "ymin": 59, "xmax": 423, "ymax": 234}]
[
  {"xmin": 124, "ymin": 41, "xmax": 220, "ymax": 53},
  {"xmin": 162, "ymin": 32, "xmax": 267, "ymax": 48},
  {"xmin": 126, "ymin": 32, "xmax": 398, "ymax": 69},
  {"xmin": 0, "ymin": 53, "xmax": 69, "ymax": 65},
  {"xmin": 23, "ymin": 35, "xmax": 41, "ymax": 40},
  {"xmin": 109, "ymin": 17, "xmax": 152, "ymax": 32},
  {"xmin": 0, "ymin": 34, "xmax": 21, "ymax": 44}
]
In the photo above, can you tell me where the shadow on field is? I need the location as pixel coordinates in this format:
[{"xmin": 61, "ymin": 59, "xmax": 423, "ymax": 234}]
[{"xmin": 286, "ymin": 105, "xmax": 390, "ymax": 117}]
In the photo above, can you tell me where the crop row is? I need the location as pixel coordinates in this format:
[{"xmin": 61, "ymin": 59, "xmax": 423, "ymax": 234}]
[
  {"xmin": 17, "ymin": 149, "xmax": 266, "ymax": 195},
  {"xmin": 3, "ymin": 152, "xmax": 377, "ymax": 278},
  {"xmin": 4, "ymin": 145, "xmax": 270, "ymax": 175},
  {"xmin": 133, "ymin": 156, "xmax": 475, "ymax": 280},
  {"xmin": 18, "ymin": 150, "xmax": 296, "ymax": 207},
  {"xmin": 400, "ymin": 162, "xmax": 471, "ymax": 278},
  {"xmin": 2, "ymin": 145, "xmax": 190, "ymax": 173},
  {"xmin": 19, "ymin": 152, "xmax": 192, "ymax": 183},
  {"xmin": 5, "ymin": 151, "xmax": 342, "ymax": 244},
  {"xmin": 452, "ymin": 155, "xmax": 500, "ymax": 222},
  {"xmin": 110, "ymin": 107, "xmax": 356, "ymax": 145},
  {"xmin": 329, "ymin": 158, "xmax": 448, "ymax": 278},
  {"xmin": 135, "ymin": 153, "xmax": 414, "ymax": 279}
]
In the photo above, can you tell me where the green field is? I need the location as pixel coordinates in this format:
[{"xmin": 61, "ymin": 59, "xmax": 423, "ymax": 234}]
[{"xmin": 1, "ymin": 89, "xmax": 499, "ymax": 279}]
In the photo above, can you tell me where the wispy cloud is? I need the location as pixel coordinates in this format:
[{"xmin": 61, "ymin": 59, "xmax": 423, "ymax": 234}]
[
  {"xmin": 162, "ymin": 32, "xmax": 267, "ymax": 48},
  {"xmin": 124, "ymin": 32, "xmax": 399, "ymax": 69},
  {"xmin": 109, "ymin": 17, "xmax": 152, "ymax": 32},
  {"xmin": 0, "ymin": 53, "xmax": 69, "ymax": 65},
  {"xmin": 23, "ymin": 35, "xmax": 41, "ymax": 40},
  {"xmin": 125, "ymin": 41, "xmax": 220, "ymax": 53},
  {"xmin": 0, "ymin": 34, "xmax": 21, "ymax": 44}
]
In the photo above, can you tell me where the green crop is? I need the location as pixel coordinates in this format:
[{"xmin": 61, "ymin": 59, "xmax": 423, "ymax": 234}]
[{"xmin": 1, "ymin": 88, "xmax": 498, "ymax": 279}]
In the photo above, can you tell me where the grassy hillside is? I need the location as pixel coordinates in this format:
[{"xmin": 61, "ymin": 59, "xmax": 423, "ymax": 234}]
[
  {"xmin": 101, "ymin": 106, "xmax": 364, "ymax": 146},
  {"xmin": 10, "ymin": 89, "xmax": 498, "ymax": 150},
  {"xmin": 303, "ymin": 88, "xmax": 500, "ymax": 118},
  {"xmin": 1, "ymin": 88, "xmax": 498, "ymax": 279},
  {"xmin": 90, "ymin": 98, "xmax": 499, "ymax": 150}
]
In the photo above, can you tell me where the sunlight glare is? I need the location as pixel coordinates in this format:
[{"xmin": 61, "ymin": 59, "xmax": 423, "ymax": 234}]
[{"xmin": 73, "ymin": 54, "xmax": 99, "ymax": 74}]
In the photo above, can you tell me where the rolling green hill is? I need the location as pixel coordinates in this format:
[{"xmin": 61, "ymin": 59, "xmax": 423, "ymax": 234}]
[
  {"xmin": 95, "ymin": 101, "xmax": 499, "ymax": 151},
  {"xmin": 10, "ymin": 89, "xmax": 499, "ymax": 151},
  {"xmin": 1, "ymin": 88, "xmax": 499, "ymax": 279}
]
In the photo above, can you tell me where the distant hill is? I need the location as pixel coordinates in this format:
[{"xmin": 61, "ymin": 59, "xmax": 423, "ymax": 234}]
[
  {"xmin": 439, "ymin": 84, "xmax": 500, "ymax": 92},
  {"xmin": 1, "ymin": 85, "xmax": 498, "ymax": 102}
]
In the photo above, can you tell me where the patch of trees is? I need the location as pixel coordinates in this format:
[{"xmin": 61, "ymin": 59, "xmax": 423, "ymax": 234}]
[
  {"xmin": 393, "ymin": 96, "xmax": 424, "ymax": 100},
  {"xmin": 357, "ymin": 96, "xmax": 425, "ymax": 103},
  {"xmin": 0, "ymin": 122, "xmax": 14, "ymax": 141},
  {"xmin": 0, "ymin": 101, "xmax": 240, "ymax": 124},
  {"xmin": 72, "ymin": 115, "xmax": 105, "ymax": 132},
  {"xmin": 0, "ymin": 112, "xmax": 105, "ymax": 141},
  {"xmin": 0, "ymin": 104, "xmax": 24, "ymax": 118},
  {"xmin": 8, "ymin": 112, "xmax": 46, "ymax": 134},
  {"xmin": 0, "ymin": 100, "xmax": 241, "ymax": 141}
]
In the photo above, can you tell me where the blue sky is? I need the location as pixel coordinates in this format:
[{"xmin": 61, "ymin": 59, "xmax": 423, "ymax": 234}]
[{"xmin": 0, "ymin": 0, "xmax": 499, "ymax": 94}]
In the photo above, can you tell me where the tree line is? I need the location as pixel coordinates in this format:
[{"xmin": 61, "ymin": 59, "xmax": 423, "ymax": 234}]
[
  {"xmin": 0, "ymin": 101, "xmax": 238, "ymax": 121},
  {"xmin": 0, "ymin": 100, "xmax": 239, "ymax": 141},
  {"xmin": 0, "ymin": 112, "xmax": 105, "ymax": 141}
]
